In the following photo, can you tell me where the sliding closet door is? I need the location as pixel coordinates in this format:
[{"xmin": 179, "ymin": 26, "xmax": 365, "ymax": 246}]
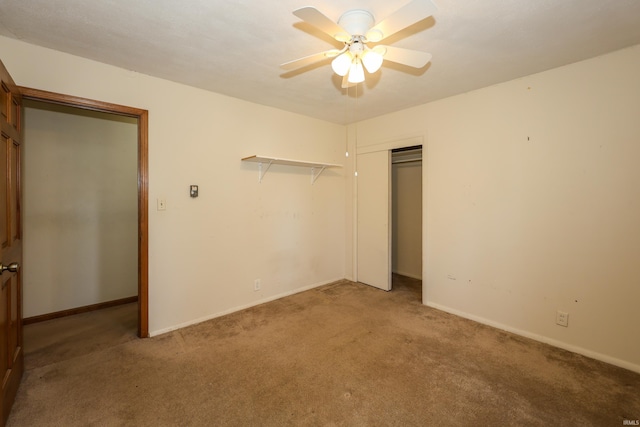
[{"xmin": 357, "ymin": 150, "xmax": 391, "ymax": 291}]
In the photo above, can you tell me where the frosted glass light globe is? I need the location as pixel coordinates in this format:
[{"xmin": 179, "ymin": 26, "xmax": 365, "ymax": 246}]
[
  {"xmin": 331, "ymin": 53, "xmax": 352, "ymax": 76},
  {"xmin": 348, "ymin": 60, "xmax": 365, "ymax": 83},
  {"xmin": 362, "ymin": 49, "xmax": 384, "ymax": 73}
]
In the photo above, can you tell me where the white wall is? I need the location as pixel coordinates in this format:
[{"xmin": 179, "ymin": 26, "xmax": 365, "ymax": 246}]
[
  {"xmin": 351, "ymin": 44, "xmax": 640, "ymax": 372},
  {"xmin": 392, "ymin": 161, "xmax": 422, "ymax": 279},
  {"xmin": 22, "ymin": 101, "xmax": 138, "ymax": 317},
  {"xmin": 0, "ymin": 36, "xmax": 346, "ymax": 335}
]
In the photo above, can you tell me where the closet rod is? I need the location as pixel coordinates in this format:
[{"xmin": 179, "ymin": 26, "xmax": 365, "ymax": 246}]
[{"xmin": 392, "ymin": 158, "xmax": 422, "ymax": 165}]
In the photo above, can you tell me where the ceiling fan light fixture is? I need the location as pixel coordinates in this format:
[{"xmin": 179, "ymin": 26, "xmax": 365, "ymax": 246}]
[
  {"xmin": 348, "ymin": 60, "xmax": 365, "ymax": 83},
  {"xmin": 331, "ymin": 52, "xmax": 353, "ymax": 76},
  {"xmin": 285, "ymin": 2, "xmax": 438, "ymax": 84},
  {"xmin": 362, "ymin": 49, "xmax": 384, "ymax": 73}
]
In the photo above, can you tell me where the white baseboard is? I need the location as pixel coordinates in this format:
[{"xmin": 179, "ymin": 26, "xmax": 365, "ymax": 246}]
[
  {"xmin": 426, "ymin": 301, "xmax": 640, "ymax": 375},
  {"xmin": 150, "ymin": 277, "xmax": 344, "ymax": 337}
]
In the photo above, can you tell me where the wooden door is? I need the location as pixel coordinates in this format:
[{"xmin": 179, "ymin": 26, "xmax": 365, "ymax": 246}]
[
  {"xmin": 0, "ymin": 59, "xmax": 23, "ymax": 426},
  {"xmin": 357, "ymin": 150, "xmax": 392, "ymax": 291}
]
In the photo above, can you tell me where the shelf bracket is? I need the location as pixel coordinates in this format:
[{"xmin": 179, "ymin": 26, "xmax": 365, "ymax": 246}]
[
  {"xmin": 258, "ymin": 160, "xmax": 273, "ymax": 183},
  {"xmin": 311, "ymin": 166, "xmax": 326, "ymax": 185}
]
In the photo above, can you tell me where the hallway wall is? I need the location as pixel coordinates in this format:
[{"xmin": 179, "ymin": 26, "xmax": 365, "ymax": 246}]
[{"xmin": 22, "ymin": 100, "xmax": 138, "ymax": 317}]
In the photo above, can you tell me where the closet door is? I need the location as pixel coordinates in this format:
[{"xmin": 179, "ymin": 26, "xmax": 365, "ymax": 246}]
[{"xmin": 357, "ymin": 150, "xmax": 391, "ymax": 291}]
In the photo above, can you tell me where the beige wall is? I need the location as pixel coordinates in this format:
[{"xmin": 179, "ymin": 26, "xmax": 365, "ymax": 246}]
[
  {"xmin": 0, "ymin": 36, "xmax": 346, "ymax": 335},
  {"xmin": 22, "ymin": 101, "xmax": 138, "ymax": 317},
  {"xmin": 392, "ymin": 161, "xmax": 422, "ymax": 279},
  {"xmin": 350, "ymin": 44, "xmax": 640, "ymax": 372},
  {"xmin": 3, "ymin": 34, "xmax": 639, "ymax": 373}
]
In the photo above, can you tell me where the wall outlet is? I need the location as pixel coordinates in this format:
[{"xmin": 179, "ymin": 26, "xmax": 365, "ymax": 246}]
[
  {"xmin": 556, "ymin": 311, "xmax": 569, "ymax": 327},
  {"xmin": 254, "ymin": 279, "xmax": 261, "ymax": 291}
]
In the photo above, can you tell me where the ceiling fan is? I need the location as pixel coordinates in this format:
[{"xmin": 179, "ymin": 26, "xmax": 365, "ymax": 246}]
[{"xmin": 281, "ymin": 0, "xmax": 437, "ymax": 88}]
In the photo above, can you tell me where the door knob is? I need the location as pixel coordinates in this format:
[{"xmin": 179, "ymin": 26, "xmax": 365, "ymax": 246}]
[{"xmin": 0, "ymin": 262, "xmax": 19, "ymax": 274}]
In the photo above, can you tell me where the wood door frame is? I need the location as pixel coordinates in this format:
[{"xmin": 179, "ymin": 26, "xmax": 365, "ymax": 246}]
[{"xmin": 19, "ymin": 87, "xmax": 149, "ymax": 338}]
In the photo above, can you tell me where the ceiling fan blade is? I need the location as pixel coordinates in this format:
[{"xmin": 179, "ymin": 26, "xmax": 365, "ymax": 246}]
[
  {"xmin": 280, "ymin": 49, "xmax": 341, "ymax": 71},
  {"xmin": 293, "ymin": 7, "xmax": 350, "ymax": 41},
  {"xmin": 380, "ymin": 46, "xmax": 432, "ymax": 68},
  {"xmin": 366, "ymin": 0, "xmax": 437, "ymax": 42}
]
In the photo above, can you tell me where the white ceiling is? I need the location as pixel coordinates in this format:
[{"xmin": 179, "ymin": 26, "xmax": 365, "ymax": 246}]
[{"xmin": 1, "ymin": 1, "xmax": 640, "ymax": 125}]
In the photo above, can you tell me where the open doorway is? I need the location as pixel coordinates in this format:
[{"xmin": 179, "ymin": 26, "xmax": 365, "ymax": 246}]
[
  {"xmin": 391, "ymin": 146, "xmax": 422, "ymax": 300},
  {"xmin": 20, "ymin": 98, "xmax": 144, "ymax": 367},
  {"xmin": 19, "ymin": 88, "xmax": 148, "ymax": 343},
  {"xmin": 23, "ymin": 99, "xmax": 138, "ymax": 315}
]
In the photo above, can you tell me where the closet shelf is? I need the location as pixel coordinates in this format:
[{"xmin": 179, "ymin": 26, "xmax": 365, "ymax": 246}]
[{"xmin": 241, "ymin": 155, "xmax": 341, "ymax": 184}]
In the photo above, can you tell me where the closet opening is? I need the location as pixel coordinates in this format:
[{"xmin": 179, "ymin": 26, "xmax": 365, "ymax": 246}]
[{"xmin": 391, "ymin": 145, "xmax": 423, "ymax": 300}]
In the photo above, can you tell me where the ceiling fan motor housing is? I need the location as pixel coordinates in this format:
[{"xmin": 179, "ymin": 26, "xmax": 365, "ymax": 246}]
[{"xmin": 337, "ymin": 10, "xmax": 375, "ymax": 37}]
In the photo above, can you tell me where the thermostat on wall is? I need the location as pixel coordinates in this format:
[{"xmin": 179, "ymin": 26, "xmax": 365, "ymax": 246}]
[{"xmin": 190, "ymin": 185, "xmax": 198, "ymax": 198}]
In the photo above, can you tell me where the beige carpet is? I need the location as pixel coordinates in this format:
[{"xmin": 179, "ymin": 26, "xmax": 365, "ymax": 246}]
[{"xmin": 8, "ymin": 276, "xmax": 640, "ymax": 426}]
